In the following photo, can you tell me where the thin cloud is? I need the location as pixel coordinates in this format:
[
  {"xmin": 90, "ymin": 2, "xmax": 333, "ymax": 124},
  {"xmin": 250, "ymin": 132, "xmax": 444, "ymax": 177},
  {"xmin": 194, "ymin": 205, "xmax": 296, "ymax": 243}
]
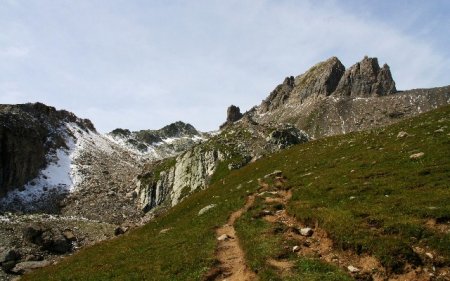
[
  {"xmin": 0, "ymin": 46, "xmax": 29, "ymax": 58},
  {"xmin": 0, "ymin": 1, "xmax": 448, "ymax": 132}
]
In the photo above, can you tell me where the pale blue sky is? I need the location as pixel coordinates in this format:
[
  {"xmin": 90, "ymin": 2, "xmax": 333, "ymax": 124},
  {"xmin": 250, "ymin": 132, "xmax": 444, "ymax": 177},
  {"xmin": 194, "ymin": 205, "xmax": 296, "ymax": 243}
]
[{"xmin": 1, "ymin": 0, "xmax": 449, "ymax": 132}]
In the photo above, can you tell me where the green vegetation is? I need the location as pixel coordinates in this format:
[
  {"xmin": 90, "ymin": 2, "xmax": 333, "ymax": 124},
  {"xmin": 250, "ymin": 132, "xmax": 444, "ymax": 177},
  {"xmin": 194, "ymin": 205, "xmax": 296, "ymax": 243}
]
[
  {"xmin": 24, "ymin": 106, "xmax": 450, "ymax": 280},
  {"xmin": 235, "ymin": 195, "xmax": 352, "ymax": 281},
  {"xmin": 137, "ymin": 157, "xmax": 177, "ymax": 187}
]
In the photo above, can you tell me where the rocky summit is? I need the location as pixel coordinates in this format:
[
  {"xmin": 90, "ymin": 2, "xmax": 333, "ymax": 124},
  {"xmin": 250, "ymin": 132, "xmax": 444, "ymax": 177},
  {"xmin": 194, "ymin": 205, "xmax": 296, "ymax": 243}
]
[
  {"xmin": 0, "ymin": 55, "xmax": 449, "ymax": 280},
  {"xmin": 251, "ymin": 56, "xmax": 449, "ymax": 138}
]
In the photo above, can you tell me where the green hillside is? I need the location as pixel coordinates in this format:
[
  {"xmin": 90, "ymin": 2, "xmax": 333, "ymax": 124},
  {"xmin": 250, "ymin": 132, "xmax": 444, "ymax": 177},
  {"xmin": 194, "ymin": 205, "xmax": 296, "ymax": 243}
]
[{"xmin": 24, "ymin": 105, "xmax": 450, "ymax": 280}]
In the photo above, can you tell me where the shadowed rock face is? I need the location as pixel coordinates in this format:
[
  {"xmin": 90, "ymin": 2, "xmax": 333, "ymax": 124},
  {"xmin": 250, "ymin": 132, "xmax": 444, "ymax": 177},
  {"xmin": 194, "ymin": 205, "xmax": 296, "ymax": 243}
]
[
  {"xmin": 226, "ymin": 105, "xmax": 243, "ymax": 123},
  {"xmin": 219, "ymin": 105, "xmax": 243, "ymax": 129},
  {"xmin": 260, "ymin": 76, "xmax": 295, "ymax": 113},
  {"xmin": 0, "ymin": 103, "xmax": 95, "ymax": 197},
  {"xmin": 293, "ymin": 56, "xmax": 346, "ymax": 101},
  {"xmin": 335, "ymin": 56, "xmax": 396, "ymax": 97}
]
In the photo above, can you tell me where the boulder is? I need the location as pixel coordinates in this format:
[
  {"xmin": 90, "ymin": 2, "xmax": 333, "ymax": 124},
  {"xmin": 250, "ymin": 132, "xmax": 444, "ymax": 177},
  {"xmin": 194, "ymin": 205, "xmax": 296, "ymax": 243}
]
[
  {"xmin": 114, "ymin": 226, "xmax": 128, "ymax": 236},
  {"xmin": 23, "ymin": 224, "xmax": 72, "ymax": 254},
  {"xmin": 217, "ymin": 234, "xmax": 231, "ymax": 241},
  {"xmin": 62, "ymin": 229, "xmax": 76, "ymax": 242},
  {"xmin": 410, "ymin": 152, "xmax": 425, "ymax": 160},
  {"xmin": 266, "ymin": 126, "xmax": 309, "ymax": 149},
  {"xmin": 397, "ymin": 131, "xmax": 409, "ymax": 138},
  {"xmin": 1, "ymin": 260, "xmax": 17, "ymax": 272},
  {"xmin": 40, "ymin": 229, "xmax": 72, "ymax": 254},
  {"xmin": 347, "ymin": 265, "xmax": 360, "ymax": 273},
  {"xmin": 23, "ymin": 224, "xmax": 46, "ymax": 244},
  {"xmin": 11, "ymin": 260, "xmax": 51, "ymax": 274},
  {"xmin": 198, "ymin": 204, "xmax": 217, "ymax": 216},
  {"xmin": 300, "ymin": 227, "xmax": 314, "ymax": 237},
  {"xmin": 0, "ymin": 249, "xmax": 21, "ymax": 263}
]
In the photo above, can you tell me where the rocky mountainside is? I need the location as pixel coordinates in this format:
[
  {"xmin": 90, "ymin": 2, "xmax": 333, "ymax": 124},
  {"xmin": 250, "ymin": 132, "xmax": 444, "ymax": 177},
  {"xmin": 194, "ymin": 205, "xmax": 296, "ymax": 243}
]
[
  {"xmin": 1, "ymin": 55, "xmax": 449, "ymax": 279},
  {"xmin": 107, "ymin": 121, "xmax": 206, "ymax": 160},
  {"xmin": 21, "ymin": 105, "xmax": 450, "ymax": 281},
  {"xmin": 0, "ymin": 103, "xmax": 94, "ymax": 198},
  {"xmin": 135, "ymin": 117, "xmax": 308, "ymax": 214},
  {"xmin": 0, "ymin": 104, "xmax": 207, "ymax": 279},
  {"xmin": 251, "ymin": 56, "xmax": 450, "ymax": 138},
  {"xmin": 134, "ymin": 56, "xmax": 449, "ymax": 217}
]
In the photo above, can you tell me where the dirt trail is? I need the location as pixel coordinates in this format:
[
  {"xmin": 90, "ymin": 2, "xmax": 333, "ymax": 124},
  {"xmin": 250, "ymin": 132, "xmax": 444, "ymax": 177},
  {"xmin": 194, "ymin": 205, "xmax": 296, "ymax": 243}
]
[
  {"xmin": 207, "ymin": 195, "xmax": 258, "ymax": 281},
  {"xmin": 204, "ymin": 172, "xmax": 449, "ymax": 281},
  {"xmin": 257, "ymin": 174, "xmax": 449, "ymax": 281}
]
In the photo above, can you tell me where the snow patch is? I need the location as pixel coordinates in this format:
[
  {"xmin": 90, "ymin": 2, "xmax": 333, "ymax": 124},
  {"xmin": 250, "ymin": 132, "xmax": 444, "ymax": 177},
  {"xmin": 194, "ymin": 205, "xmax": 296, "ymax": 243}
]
[
  {"xmin": 0, "ymin": 129, "xmax": 75, "ymax": 208},
  {"xmin": 0, "ymin": 122, "xmax": 115, "ymax": 209}
]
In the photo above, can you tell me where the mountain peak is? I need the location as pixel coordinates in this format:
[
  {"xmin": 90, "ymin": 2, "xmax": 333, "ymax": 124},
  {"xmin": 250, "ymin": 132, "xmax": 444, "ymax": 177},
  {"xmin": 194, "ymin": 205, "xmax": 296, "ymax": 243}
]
[
  {"xmin": 258, "ymin": 56, "xmax": 399, "ymax": 115},
  {"xmin": 292, "ymin": 56, "xmax": 346, "ymax": 101},
  {"xmin": 334, "ymin": 56, "xmax": 396, "ymax": 97}
]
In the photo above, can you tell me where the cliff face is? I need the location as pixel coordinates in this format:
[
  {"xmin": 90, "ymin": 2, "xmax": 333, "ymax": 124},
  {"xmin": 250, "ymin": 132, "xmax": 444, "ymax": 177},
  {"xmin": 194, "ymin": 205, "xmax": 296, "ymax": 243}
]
[
  {"xmin": 135, "ymin": 120, "xmax": 309, "ymax": 213},
  {"xmin": 0, "ymin": 103, "xmax": 94, "ymax": 197},
  {"xmin": 334, "ymin": 57, "xmax": 396, "ymax": 97},
  {"xmin": 136, "ymin": 147, "xmax": 223, "ymax": 212}
]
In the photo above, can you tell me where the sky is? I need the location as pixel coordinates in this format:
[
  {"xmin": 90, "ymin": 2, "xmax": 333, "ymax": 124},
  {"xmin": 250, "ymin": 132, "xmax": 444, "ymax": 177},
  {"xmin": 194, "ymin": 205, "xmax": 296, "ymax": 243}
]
[{"xmin": 1, "ymin": 0, "xmax": 449, "ymax": 133}]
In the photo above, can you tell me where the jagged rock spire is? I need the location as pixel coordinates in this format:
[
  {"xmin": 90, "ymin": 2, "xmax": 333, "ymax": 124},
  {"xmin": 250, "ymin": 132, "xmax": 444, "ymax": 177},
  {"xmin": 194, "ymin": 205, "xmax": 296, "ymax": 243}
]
[
  {"xmin": 220, "ymin": 105, "xmax": 243, "ymax": 129},
  {"xmin": 334, "ymin": 56, "xmax": 396, "ymax": 97},
  {"xmin": 293, "ymin": 56, "xmax": 346, "ymax": 101},
  {"xmin": 226, "ymin": 105, "xmax": 243, "ymax": 123}
]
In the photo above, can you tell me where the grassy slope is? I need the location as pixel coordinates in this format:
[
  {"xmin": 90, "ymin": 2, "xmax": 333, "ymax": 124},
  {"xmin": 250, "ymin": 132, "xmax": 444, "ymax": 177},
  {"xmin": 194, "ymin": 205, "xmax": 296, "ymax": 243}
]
[{"xmin": 24, "ymin": 105, "xmax": 450, "ymax": 280}]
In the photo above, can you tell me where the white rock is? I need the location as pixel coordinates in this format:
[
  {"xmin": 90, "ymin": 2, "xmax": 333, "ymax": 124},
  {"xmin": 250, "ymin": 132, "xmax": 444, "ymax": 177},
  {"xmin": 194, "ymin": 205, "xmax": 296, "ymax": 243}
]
[
  {"xmin": 198, "ymin": 204, "xmax": 217, "ymax": 216},
  {"xmin": 425, "ymin": 252, "xmax": 434, "ymax": 259},
  {"xmin": 347, "ymin": 265, "xmax": 360, "ymax": 273},
  {"xmin": 292, "ymin": 245, "xmax": 300, "ymax": 252},
  {"xmin": 410, "ymin": 152, "xmax": 425, "ymax": 160},
  {"xmin": 300, "ymin": 227, "xmax": 314, "ymax": 237},
  {"xmin": 264, "ymin": 170, "xmax": 283, "ymax": 178},
  {"xmin": 397, "ymin": 131, "xmax": 409, "ymax": 138},
  {"xmin": 217, "ymin": 234, "xmax": 231, "ymax": 241}
]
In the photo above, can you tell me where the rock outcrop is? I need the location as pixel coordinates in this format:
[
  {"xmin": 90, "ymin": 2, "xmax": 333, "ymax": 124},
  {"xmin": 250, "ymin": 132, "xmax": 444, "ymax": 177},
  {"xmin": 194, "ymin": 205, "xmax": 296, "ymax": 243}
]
[
  {"xmin": 293, "ymin": 56, "xmax": 346, "ymax": 101},
  {"xmin": 335, "ymin": 56, "xmax": 396, "ymax": 97},
  {"xmin": 252, "ymin": 56, "xmax": 449, "ymax": 139},
  {"xmin": 0, "ymin": 103, "xmax": 94, "ymax": 197},
  {"xmin": 136, "ymin": 121, "xmax": 309, "ymax": 213},
  {"xmin": 266, "ymin": 125, "xmax": 309, "ymax": 149},
  {"xmin": 260, "ymin": 57, "xmax": 345, "ymax": 114},
  {"xmin": 260, "ymin": 76, "xmax": 295, "ymax": 112},
  {"xmin": 226, "ymin": 105, "xmax": 243, "ymax": 123},
  {"xmin": 220, "ymin": 105, "xmax": 244, "ymax": 129},
  {"xmin": 137, "ymin": 147, "xmax": 222, "ymax": 212}
]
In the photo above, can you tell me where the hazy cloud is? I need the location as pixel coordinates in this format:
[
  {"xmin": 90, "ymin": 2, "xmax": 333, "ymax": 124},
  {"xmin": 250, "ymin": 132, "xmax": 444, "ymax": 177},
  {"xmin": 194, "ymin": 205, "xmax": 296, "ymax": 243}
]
[{"xmin": 0, "ymin": 1, "xmax": 448, "ymax": 132}]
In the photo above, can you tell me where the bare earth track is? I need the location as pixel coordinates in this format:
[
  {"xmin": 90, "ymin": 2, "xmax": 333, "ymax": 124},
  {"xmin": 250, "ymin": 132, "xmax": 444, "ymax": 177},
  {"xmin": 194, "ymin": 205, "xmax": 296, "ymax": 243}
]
[
  {"xmin": 210, "ymin": 195, "xmax": 258, "ymax": 281},
  {"xmin": 206, "ymin": 171, "xmax": 450, "ymax": 280}
]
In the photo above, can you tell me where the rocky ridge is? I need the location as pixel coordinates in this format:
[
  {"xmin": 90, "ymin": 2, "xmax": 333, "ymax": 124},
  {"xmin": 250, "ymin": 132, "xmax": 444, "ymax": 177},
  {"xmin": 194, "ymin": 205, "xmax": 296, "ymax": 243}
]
[
  {"xmin": 251, "ymin": 56, "xmax": 449, "ymax": 138},
  {"xmin": 134, "ymin": 56, "xmax": 450, "ymax": 217},
  {"xmin": 108, "ymin": 121, "xmax": 206, "ymax": 160}
]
